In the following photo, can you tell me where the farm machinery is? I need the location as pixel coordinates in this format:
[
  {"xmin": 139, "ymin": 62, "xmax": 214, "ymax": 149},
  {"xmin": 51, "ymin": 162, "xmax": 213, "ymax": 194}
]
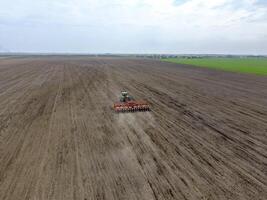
[{"xmin": 113, "ymin": 91, "xmax": 150, "ymax": 113}]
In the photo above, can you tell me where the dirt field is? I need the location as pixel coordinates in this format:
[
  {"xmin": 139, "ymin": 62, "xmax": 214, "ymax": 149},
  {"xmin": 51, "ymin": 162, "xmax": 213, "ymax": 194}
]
[{"xmin": 0, "ymin": 57, "xmax": 266, "ymax": 200}]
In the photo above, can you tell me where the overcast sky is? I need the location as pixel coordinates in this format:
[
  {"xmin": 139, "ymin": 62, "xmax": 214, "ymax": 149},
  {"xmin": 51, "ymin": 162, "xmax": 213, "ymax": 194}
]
[{"xmin": 0, "ymin": 0, "xmax": 267, "ymax": 54}]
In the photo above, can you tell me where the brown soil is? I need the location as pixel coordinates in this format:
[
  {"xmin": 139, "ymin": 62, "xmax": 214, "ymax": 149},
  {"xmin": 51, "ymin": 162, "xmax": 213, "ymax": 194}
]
[{"xmin": 0, "ymin": 57, "xmax": 266, "ymax": 200}]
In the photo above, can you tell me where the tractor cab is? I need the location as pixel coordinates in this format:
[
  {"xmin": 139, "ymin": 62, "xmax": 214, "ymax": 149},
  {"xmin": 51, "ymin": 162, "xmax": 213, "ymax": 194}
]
[{"xmin": 120, "ymin": 91, "xmax": 134, "ymax": 102}]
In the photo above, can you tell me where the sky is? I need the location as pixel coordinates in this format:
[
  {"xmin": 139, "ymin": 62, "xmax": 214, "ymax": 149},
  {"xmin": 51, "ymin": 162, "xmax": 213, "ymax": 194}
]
[{"xmin": 0, "ymin": 0, "xmax": 267, "ymax": 54}]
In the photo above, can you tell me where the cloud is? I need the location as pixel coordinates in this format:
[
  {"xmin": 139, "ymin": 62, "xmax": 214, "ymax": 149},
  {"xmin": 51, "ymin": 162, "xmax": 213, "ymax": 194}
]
[{"xmin": 0, "ymin": 0, "xmax": 266, "ymax": 54}]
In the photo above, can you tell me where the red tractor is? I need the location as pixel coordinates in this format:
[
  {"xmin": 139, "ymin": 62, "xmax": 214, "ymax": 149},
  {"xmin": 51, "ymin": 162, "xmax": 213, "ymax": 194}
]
[{"xmin": 113, "ymin": 91, "xmax": 150, "ymax": 113}]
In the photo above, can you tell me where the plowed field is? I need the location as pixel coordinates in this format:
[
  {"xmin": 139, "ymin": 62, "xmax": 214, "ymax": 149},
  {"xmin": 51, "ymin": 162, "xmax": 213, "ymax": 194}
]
[{"xmin": 0, "ymin": 57, "xmax": 267, "ymax": 200}]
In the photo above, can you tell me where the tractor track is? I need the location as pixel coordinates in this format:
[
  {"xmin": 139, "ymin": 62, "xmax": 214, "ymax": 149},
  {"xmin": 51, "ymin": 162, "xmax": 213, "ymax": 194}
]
[{"xmin": 0, "ymin": 57, "xmax": 266, "ymax": 200}]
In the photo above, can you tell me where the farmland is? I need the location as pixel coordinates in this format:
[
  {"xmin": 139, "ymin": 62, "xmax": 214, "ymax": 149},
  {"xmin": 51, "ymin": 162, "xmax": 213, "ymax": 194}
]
[
  {"xmin": 162, "ymin": 58, "xmax": 267, "ymax": 75},
  {"xmin": 0, "ymin": 57, "xmax": 267, "ymax": 200}
]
